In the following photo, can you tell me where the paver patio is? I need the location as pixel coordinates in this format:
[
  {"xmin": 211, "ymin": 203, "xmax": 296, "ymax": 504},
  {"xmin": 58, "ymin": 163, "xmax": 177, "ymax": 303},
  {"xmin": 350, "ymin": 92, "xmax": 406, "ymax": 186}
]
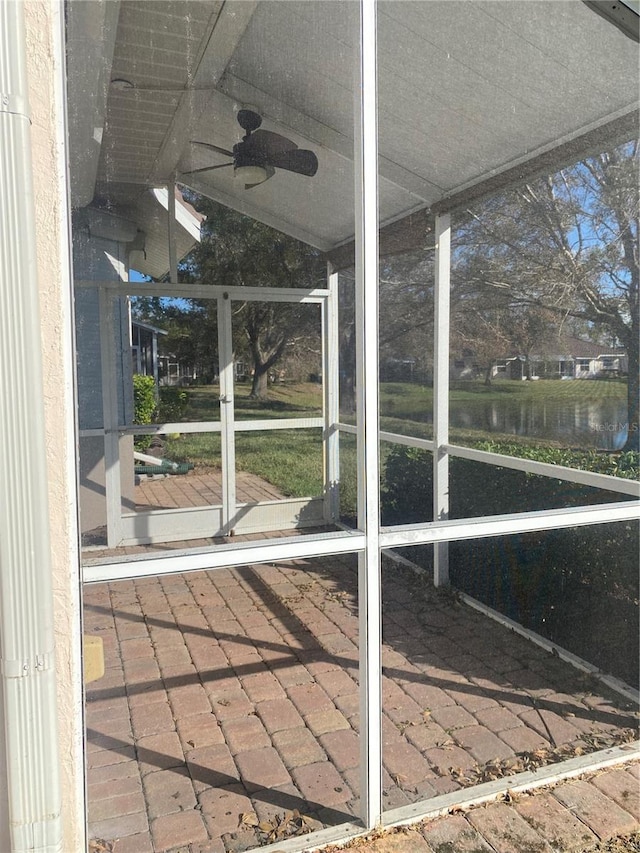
[
  {"xmin": 84, "ymin": 550, "xmax": 639, "ymax": 853},
  {"xmin": 338, "ymin": 768, "xmax": 640, "ymax": 853},
  {"xmin": 135, "ymin": 470, "xmax": 284, "ymax": 512}
]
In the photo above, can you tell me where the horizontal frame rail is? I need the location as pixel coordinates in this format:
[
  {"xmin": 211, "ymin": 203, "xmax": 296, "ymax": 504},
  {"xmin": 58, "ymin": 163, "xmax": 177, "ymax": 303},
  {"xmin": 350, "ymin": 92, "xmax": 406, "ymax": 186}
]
[
  {"xmin": 380, "ymin": 499, "xmax": 640, "ymax": 549},
  {"xmin": 75, "ymin": 281, "xmax": 329, "ymax": 303},
  {"xmin": 235, "ymin": 418, "xmax": 322, "ymax": 432},
  {"xmin": 381, "ymin": 430, "xmax": 435, "ymax": 451},
  {"xmin": 82, "ymin": 529, "xmax": 366, "ymax": 584},
  {"xmin": 84, "ymin": 497, "xmax": 639, "ymax": 582},
  {"xmin": 80, "ymin": 417, "xmax": 324, "ymax": 438},
  {"xmin": 447, "ymin": 442, "xmax": 640, "ymax": 497},
  {"xmin": 337, "ymin": 424, "xmax": 639, "ymax": 497}
]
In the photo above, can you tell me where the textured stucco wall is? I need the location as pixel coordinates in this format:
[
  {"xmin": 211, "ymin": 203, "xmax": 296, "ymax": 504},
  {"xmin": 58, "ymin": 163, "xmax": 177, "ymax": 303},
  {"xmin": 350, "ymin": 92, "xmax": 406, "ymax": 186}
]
[{"xmin": 25, "ymin": 2, "xmax": 85, "ymax": 850}]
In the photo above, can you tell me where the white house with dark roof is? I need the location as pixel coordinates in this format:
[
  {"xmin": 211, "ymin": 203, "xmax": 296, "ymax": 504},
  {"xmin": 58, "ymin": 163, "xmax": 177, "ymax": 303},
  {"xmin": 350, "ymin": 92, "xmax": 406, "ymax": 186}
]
[{"xmin": 490, "ymin": 336, "xmax": 629, "ymax": 381}]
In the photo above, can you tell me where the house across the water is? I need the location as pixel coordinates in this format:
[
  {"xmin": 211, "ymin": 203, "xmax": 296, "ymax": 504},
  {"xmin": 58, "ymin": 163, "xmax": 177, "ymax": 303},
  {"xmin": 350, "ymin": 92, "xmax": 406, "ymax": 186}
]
[
  {"xmin": 451, "ymin": 336, "xmax": 628, "ymax": 381},
  {"xmin": 493, "ymin": 336, "xmax": 628, "ymax": 380}
]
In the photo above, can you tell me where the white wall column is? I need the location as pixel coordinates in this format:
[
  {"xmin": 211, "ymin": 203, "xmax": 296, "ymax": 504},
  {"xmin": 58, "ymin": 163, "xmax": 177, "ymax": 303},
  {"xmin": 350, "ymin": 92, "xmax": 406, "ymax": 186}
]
[
  {"xmin": 356, "ymin": 0, "xmax": 382, "ymax": 830},
  {"xmin": 0, "ymin": 2, "xmax": 63, "ymax": 849},
  {"xmin": 433, "ymin": 213, "xmax": 452, "ymax": 587}
]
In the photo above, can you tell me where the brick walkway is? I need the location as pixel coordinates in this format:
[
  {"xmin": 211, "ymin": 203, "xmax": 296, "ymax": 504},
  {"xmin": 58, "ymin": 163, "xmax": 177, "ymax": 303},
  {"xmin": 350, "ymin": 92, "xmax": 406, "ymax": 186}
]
[{"xmin": 84, "ymin": 556, "xmax": 639, "ymax": 853}]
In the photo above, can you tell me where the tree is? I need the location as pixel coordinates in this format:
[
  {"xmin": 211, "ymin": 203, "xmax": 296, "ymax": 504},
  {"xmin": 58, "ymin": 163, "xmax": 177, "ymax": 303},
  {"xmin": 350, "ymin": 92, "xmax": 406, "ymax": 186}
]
[
  {"xmin": 180, "ymin": 196, "xmax": 326, "ymax": 398},
  {"xmin": 452, "ymin": 140, "xmax": 639, "ymax": 449},
  {"xmin": 132, "ymin": 296, "xmax": 219, "ymax": 383},
  {"xmin": 336, "ymin": 250, "xmax": 435, "ymax": 413}
]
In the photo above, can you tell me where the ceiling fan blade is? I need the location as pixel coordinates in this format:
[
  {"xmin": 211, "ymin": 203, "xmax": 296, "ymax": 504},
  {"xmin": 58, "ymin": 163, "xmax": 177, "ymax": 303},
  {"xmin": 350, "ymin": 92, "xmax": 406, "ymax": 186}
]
[
  {"xmin": 191, "ymin": 140, "xmax": 234, "ymax": 158},
  {"xmin": 244, "ymin": 129, "xmax": 298, "ymax": 158},
  {"xmin": 180, "ymin": 162, "xmax": 233, "ymax": 176},
  {"xmin": 269, "ymin": 149, "xmax": 318, "ymax": 177},
  {"xmin": 245, "ymin": 164, "xmax": 275, "ymax": 190}
]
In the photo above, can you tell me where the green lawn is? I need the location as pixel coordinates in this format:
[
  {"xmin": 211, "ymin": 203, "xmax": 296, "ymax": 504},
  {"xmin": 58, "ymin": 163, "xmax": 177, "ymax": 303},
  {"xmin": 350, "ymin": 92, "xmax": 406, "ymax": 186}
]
[
  {"xmin": 182, "ymin": 382, "xmax": 322, "ymax": 424},
  {"xmin": 162, "ymin": 383, "xmax": 324, "ymax": 498},
  {"xmin": 451, "ymin": 377, "xmax": 627, "ymax": 401}
]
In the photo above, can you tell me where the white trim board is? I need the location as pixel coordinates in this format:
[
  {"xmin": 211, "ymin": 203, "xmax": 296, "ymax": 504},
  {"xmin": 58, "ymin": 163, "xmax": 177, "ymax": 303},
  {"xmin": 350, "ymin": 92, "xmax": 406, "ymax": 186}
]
[{"xmin": 117, "ymin": 496, "xmax": 326, "ymax": 547}]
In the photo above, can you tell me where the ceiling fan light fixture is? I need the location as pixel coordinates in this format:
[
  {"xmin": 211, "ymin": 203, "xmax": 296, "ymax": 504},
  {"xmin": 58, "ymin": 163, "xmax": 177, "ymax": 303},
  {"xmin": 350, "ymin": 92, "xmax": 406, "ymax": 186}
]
[{"xmin": 234, "ymin": 164, "xmax": 268, "ymax": 185}]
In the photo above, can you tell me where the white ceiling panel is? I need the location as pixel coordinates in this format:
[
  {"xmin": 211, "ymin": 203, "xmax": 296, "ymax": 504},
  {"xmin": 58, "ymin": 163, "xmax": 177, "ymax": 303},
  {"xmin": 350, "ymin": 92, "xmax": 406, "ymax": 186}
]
[
  {"xmin": 377, "ymin": 1, "xmax": 638, "ymax": 196},
  {"xmin": 226, "ymin": 1, "xmax": 358, "ymax": 136},
  {"xmin": 68, "ymin": 0, "xmax": 638, "ymax": 256}
]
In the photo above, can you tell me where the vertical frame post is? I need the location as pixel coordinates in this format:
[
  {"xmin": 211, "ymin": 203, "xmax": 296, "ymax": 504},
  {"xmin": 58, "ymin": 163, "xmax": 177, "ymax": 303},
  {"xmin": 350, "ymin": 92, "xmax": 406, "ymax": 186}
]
[
  {"xmin": 99, "ymin": 287, "xmax": 124, "ymax": 548},
  {"xmin": 218, "ymin": 294, "xmax": 237, "ymax": 536},
  {"xmin": 167, "ymin": 179, "xmax": 179, "ymax": 285},
  {"xmin": 433, "ymin": 213, "xmax": 451, "ymax": 587},
  {"xmin": 322, "ymin": 266, "xmax": 340, "ymax": 522},
  {"xmin": 356, "ymin": 0, "xmax": 382, "ymax": 830},
  {"xmin": 152, "ymin": 330, "xmax": 159, "ymax": 388}
]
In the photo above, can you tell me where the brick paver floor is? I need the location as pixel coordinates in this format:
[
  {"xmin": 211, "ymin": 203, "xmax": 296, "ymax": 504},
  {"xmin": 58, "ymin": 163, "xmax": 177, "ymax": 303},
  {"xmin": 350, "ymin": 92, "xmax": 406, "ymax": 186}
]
[
  {"xmin": 85, "ymin": 555, "xmax": 639, "ymax": 853},
  {"xmin": 328, "ymin": 763, "xmax": 639, "ymax": 852},
  {"xmin": 135, "ymin": 470, "xmax": 284, "ymax": 512}
]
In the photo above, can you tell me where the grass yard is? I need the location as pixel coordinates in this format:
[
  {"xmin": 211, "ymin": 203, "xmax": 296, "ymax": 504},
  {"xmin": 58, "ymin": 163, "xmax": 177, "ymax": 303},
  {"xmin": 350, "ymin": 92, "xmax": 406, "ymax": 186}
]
[
  {"xmin": 450, "ymin": 377, "xmax": 627, "ymax": 401},
  {"xmin": 162, "ymin": 383, "xmax": 325, "ymax": 499},
  {"xmin": 184, "ymin": 381, "xmax": 322, "ymax": 422}
]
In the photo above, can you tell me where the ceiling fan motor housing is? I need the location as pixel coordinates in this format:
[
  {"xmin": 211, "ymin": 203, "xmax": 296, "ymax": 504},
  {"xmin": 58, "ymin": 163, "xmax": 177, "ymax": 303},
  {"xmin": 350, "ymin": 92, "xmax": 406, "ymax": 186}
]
[{"xmin": 237, "ymin": 109, "xmax": 263, "ymax": 133}]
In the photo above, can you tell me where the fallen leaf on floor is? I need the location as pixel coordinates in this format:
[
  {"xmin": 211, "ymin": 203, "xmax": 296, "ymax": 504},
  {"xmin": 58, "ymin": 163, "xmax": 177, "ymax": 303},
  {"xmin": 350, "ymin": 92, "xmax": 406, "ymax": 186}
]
[
  {"xmin": 255, "ymin": 809, "xmax": 316, "ymax": 842},
  {"xmin": 89, "ymin": 840, "xmax": 113, "ymax": 853},
  {"xmin": 498, "ymin": 790, "xmax": 518, "ymax": 804}
]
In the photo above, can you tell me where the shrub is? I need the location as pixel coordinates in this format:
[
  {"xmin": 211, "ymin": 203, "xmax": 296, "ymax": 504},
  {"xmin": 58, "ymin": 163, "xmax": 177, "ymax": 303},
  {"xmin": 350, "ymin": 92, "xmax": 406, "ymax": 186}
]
[
  {"xmin": 382, "ymin": 446, "xmax": 432, "ymax": 524},
  {"xmin": 133, "ymin": 374, "xmax": 157, "ymax": 450},
  {"xmin": 381, "ymin": 442, "xmax": 639, "ymax": 683},
  {"xmin": 158, "ymin": 386, "xmax": 189, "ymax": 422},
  {"xmin": 474, "ymin": 441, "xmax": 639, "ymax": 480}
]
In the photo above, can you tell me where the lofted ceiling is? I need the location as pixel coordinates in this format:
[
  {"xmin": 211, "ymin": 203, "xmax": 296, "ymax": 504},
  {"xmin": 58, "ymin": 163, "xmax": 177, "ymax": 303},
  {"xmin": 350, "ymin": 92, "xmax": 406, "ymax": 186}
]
[{"xmin": 66, "ymin": 0, "xmax": 639, "ymax": 270}]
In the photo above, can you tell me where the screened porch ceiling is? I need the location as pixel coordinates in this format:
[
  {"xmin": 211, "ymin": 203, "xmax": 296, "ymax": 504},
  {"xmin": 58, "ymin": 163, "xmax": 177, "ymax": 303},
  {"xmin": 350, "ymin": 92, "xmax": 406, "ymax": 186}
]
[{"xmin": 67, "ymin": 0, "xmax": 639, "ymax": 271}]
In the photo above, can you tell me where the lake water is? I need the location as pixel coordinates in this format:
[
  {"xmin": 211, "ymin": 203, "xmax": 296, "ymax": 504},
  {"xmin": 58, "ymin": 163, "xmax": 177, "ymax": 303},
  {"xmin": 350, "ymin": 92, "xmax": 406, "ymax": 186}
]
[{"xmin": 448, "ymin": 397, "xmax": 630, "ymax": 450}]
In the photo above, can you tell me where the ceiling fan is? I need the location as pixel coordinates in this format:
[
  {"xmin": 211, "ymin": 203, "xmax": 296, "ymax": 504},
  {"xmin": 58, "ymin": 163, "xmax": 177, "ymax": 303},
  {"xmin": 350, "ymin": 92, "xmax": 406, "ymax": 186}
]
[{"xmin": 181, "ymin": 109, "xmax": 319, "ymax": 189}]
